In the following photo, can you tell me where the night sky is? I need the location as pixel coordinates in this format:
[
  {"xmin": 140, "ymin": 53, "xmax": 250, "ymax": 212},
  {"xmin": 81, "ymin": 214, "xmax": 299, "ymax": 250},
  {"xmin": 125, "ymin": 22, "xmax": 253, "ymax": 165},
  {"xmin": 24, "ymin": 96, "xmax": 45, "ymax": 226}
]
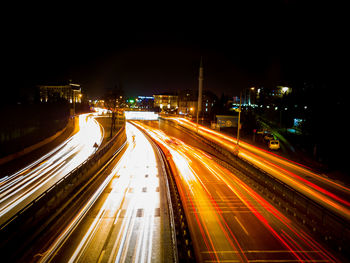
[{"xmin": 2, "ymin": 1, "xmax": 347, "ymax": 100}]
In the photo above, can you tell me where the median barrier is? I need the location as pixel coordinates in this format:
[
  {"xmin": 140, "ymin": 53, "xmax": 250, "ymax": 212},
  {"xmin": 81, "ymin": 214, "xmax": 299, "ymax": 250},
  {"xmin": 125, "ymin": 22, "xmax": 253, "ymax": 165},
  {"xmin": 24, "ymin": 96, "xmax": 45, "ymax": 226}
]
[
  {"xmin": 133, "ymin": 122, "xmax": 195, "ymax": 263},
  {"xmin": 163, "ymin": 118, "xmax": 350, "ymax": 258}
]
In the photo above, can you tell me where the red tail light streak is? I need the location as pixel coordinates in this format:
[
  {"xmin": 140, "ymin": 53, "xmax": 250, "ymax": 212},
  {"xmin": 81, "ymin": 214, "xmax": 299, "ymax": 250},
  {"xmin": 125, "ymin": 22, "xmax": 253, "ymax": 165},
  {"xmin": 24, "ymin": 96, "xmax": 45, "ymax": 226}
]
[
  {"xmin": 167, "ymin": 117, "xmax": 350, "ymax": 220},
  {"xmin": 132, "ymin": 121, "xmax": 338, "ymax": 263}
]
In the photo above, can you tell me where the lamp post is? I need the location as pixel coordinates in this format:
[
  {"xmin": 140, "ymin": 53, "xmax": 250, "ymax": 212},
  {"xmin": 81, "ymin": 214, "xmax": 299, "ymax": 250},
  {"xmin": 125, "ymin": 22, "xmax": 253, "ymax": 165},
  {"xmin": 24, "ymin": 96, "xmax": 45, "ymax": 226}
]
[{"xmin": 235, "ymin": 86, "xmax": 257, "ymax": 151}]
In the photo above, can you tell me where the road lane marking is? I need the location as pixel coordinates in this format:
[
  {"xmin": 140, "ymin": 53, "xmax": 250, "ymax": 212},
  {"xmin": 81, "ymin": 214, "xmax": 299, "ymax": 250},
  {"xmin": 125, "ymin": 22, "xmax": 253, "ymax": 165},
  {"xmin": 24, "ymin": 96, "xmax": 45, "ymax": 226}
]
[
  {"xmin": 114, "ymin": 209, "xmax": 122, "ymax": 224},
  {"xmin": 215, "ymin": 190, "xmax": 226, "ymax": 201},
  {"xmin": 234, "ymin": 216, "xmax": 249, "ymax": 236},
  {"xmin": 97, "ymin": 250, "xmax": 105, "ymax": 263}
]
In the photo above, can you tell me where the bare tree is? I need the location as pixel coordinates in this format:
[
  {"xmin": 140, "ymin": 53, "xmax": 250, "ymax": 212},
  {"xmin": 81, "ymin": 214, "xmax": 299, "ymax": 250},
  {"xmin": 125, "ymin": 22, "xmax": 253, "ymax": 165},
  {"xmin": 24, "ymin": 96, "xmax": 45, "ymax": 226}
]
[{"xmin": 104, "ymin": 84, "xmax": 124, "ymax": 138}]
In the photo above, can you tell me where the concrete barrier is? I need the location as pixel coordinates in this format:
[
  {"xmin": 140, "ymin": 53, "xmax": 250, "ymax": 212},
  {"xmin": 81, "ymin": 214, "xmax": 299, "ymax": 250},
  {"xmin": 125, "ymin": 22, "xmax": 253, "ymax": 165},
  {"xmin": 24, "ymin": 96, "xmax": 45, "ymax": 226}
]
[{"xmin": 134, "ymin": 123, "xmax": 195, "ymax": 263}]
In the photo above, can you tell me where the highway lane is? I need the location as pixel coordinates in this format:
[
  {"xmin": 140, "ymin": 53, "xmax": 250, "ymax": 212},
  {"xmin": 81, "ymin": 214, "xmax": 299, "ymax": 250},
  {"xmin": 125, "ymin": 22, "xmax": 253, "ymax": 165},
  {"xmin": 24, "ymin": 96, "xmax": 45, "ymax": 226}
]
[
  {"xmin": 42, "ymin": 122, "xmax": 175, "ymax": 263},
  {"xmin": 0, "ymin": 113, "xmax": 103, "ymax": 225},
  {"xmin": 135, "ymin": 121, "xmax": 339, "ymax": 262},
  {"xmin": 165, "ymin": 117, "xmax": 350, "ymax": 220}
]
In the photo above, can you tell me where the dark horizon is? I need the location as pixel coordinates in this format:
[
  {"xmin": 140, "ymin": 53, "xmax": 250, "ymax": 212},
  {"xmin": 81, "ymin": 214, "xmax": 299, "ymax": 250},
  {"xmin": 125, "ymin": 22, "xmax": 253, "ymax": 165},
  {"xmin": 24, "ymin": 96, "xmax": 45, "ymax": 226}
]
[{"xmin": 2, "ymin": 1, "xmax": 347, "ymax": 100}]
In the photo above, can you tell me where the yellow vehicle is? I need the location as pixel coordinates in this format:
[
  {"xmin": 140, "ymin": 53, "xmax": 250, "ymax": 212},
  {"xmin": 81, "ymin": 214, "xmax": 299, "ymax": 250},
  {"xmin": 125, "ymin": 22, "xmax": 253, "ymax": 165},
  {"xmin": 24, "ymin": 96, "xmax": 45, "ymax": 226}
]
[{"xmin": 268, "ymin": 139, "xmax": 280, "ymax": 150}]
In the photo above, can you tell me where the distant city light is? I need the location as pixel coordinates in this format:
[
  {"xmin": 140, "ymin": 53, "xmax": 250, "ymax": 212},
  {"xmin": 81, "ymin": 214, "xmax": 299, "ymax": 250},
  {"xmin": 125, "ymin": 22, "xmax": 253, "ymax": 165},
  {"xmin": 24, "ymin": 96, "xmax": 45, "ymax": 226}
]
[
  {"xmin": 294, "ymin": 118, "xmax": 305, "ymax": 127},
  {"xmin": 124, "ymin": 111, "xmax": 158, "ymax": 120},
  {"xmin": 138, "ymin": 96, "xmax": 154, "ymax": 100}
]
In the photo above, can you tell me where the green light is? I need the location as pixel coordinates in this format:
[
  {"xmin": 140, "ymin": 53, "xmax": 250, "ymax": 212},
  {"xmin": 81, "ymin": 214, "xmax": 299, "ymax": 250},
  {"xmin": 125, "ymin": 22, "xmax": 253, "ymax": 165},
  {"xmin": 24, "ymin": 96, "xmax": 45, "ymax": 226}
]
[{"xmin": 129, "ymin": 99, "xmax": 135, "ymax": 103}]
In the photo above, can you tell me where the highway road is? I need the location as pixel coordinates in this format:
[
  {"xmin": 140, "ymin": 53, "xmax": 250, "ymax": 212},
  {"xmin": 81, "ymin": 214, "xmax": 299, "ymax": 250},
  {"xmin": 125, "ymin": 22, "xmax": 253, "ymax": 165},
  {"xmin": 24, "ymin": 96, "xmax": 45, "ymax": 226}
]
[
  {"xmin": 0, "ymin": 113, "xmax": 103, "ymax": 225},
  {"xmin": 165, "ymin": 117, "xmax": 350, "ymax": 221},
  {"xmin": 134, "ymin": 120, "xmax": 340, "ymax": 262},
  {"xmin": 40, "ymin": 122, "xmax": 175, "ymax": 263}
]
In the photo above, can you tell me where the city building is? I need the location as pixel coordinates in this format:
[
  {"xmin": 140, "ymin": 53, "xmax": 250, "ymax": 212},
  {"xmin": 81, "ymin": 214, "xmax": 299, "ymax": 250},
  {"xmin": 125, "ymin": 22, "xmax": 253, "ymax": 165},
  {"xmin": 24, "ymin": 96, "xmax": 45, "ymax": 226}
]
[
  {"xmin": 237, "ymin": 86, "xmax": 292, "ymax": 108},
  {"xmin": 177, "ymin": 89, "xmax": 216, "ymax": 117},
  {"xmin": 136, "ymin": 96, "xmax": 154, "ymax": 109},
  {"xmin": 178, "ymin": 100, "xmax": 197, "ymax": 116},
  {"xmin": 178, "ymin": 89, "xmax": 197, "ymax": 116},
  {"xmin": 272, "ymin": 86, "xmax": 292, "ymax": 98},
  {"xmin": 153, "ymin": 93, "xmax": 178, "ymax": 112},
  {"xmin": 38, "ymin": 82, "xmax": 82, "ymax": 103},
  {"xmin": 202, "ymin": 90, "xmax": 217, "ymax": 116}
]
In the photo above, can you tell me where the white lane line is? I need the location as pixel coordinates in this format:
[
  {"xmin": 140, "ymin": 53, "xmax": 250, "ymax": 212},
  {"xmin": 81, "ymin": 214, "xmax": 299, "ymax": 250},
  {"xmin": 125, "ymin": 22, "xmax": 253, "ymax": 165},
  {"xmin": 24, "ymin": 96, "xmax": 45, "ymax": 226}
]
[
  {"xmin": 97, "ymin": 249, "xmax": 105, "ymax": 263},
  {"xmin": 234, "ymin": 216, "xmax": 249, "ymax": 236}
]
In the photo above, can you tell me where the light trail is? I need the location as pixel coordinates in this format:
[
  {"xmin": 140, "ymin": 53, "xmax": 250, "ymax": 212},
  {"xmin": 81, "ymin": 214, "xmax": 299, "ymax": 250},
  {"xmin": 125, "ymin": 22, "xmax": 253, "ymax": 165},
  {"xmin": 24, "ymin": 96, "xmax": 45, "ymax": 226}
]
[
  {"xmin": 166, "ymin": 117, "xmax": 350, "ymax": 220},
  {"xmin": 0, "ymin": 114, "xmax": 103, "ymax": 225},
  {"xmin": 134, "ymin": 121, "xmax": 339, "ymax": 262},
  {"xmin": 42, "ymin": 122, "xmax": 173, "ymax": 263}
]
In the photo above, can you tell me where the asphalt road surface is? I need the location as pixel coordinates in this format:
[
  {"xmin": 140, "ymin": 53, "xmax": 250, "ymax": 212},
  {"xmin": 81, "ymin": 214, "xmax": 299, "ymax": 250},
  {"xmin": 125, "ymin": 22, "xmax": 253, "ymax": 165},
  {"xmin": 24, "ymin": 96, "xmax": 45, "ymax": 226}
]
[
  {"xmin": 42, "ymin": 122, "xmax": 175, "ymax": 263},
  {"xmin": 135, "ymin": 120, "xmax": 339, "ymax": 262},
  {"xmin": 165, "ymin": 117, "xmax": 350, "ymax": 221},
  {"xmin": 0, "ymin": 113, "xmax": 103, "ymax": 225}
]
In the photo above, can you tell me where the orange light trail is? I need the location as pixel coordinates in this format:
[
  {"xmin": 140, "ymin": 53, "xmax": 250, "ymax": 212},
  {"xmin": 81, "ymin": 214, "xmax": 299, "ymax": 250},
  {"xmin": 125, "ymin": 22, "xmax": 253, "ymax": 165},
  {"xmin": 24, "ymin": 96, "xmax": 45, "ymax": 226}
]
[
  {"xmin": 188, "ymin": 147, "xmax": 307, "ymax": 262},
  {"xmin": 168, "ymin": 117, "xmax": 350, "ymax": 219},
  {"xmin": 132, "ymin": 121, "xmax": 338, "ymax": 262},
  {"xmin": 204, "ymin": 154, "xmax": 338, "ymax": 263},
  {"xmin": 172, "ymin": 117, "xmax": 350, "ymax": 192},
  {"xmin": 133, "ymin": 122, "xmax": 247, "ymax": 261}
]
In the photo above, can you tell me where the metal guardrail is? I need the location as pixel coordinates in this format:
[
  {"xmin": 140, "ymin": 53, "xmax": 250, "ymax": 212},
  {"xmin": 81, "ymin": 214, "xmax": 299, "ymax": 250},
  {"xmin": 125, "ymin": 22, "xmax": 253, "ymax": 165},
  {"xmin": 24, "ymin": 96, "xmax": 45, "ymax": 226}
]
[
  {"xmin": 39, "ymin": 141, "xmax": 128, "ymax": 263},
  {"xmin": 163, "ymin": 118, "xmax": 350, "ymax": 258},
  {"xmin": 134, "ymin": 123, "xmax": 195, "ymax": 262},
  {"xmin": 156, "ymin": 144, "xmax": 195, "ymax": 262}
]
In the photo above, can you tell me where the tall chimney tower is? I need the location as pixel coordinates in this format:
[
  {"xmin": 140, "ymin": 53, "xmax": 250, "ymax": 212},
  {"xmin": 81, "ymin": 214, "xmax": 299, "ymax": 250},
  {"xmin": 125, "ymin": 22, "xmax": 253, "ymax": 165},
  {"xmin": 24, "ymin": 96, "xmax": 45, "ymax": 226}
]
[{"xmin": 197, "ymin": 57, "xmax": 203, "ymax": 119}]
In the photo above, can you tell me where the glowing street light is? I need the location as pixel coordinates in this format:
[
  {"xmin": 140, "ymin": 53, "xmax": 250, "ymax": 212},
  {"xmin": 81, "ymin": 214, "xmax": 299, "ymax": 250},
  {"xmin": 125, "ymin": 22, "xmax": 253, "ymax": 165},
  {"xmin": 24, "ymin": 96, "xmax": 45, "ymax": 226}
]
[{"xmin": 281, "ymin": 86, "xmax": 289, "ymax": 94}]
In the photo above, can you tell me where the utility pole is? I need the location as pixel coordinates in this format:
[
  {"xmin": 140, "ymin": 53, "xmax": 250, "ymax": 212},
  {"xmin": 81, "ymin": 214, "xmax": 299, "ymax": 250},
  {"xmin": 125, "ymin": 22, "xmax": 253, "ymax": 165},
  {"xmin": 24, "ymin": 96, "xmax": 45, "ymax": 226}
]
[
  {"xmin": 72, "ymin": 90, "xmax": 76, "ymax": 116},
  {"xmin": 236, "ymin": 92, "xmax": 242, "ymax": 151},
  {"xmin": 196, "ymin": 57, "xmax": 203, "ymax": 132}
]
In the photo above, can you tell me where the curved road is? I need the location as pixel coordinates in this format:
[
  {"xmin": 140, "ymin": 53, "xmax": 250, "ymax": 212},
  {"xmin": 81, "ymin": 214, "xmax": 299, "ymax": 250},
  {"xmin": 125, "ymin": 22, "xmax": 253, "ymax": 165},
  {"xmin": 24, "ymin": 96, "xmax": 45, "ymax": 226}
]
[
  {"xmin": 0, "ymin": 113, "xmax": 103, "ymax": 226},
  {"xmin": 166, "ymin": 117, "xmax": 350, "ymax": 221},
  {"xmin": 40, "ymin": 122, "xmax": 176, "ymax": 263},
  {"xmin": 135, "ymin": 120, "xmax": 340, "ymax": 262}
]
